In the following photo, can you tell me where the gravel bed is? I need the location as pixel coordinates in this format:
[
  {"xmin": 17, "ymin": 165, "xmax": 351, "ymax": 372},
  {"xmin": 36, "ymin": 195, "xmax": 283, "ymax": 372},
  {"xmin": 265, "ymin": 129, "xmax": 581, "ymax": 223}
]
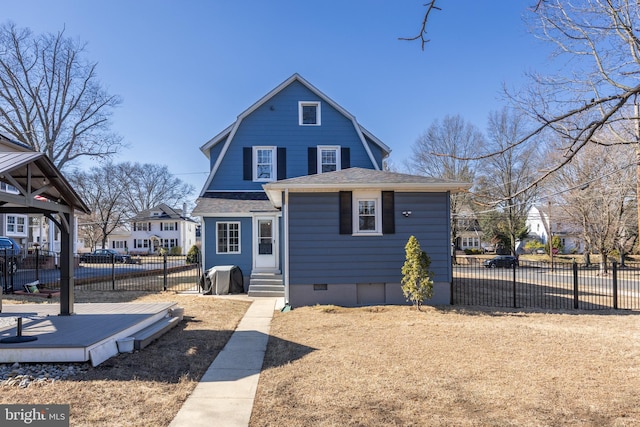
[{"xmin": 0, "ymin": 362, "xmax": 89, "ymax": 387}]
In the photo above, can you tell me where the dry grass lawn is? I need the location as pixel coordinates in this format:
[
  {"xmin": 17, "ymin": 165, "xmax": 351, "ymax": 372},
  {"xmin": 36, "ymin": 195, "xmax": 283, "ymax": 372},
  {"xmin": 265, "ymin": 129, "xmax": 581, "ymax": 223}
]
[
  {"xmin": 251, "ymin": 305, "xmax": 640, "ymax": 427},
  {"xmin": 0, "ymin": 290, "xmax": 251, "ymax": 427},
  {"xmin": 2, "ymin": 288, "xmax": 639, "ymax": 426}
]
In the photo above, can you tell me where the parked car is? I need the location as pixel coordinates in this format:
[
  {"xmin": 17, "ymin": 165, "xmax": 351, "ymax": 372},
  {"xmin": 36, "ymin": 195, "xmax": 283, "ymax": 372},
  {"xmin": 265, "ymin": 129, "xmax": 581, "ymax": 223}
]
[
  {"xmin": 483, "ymin": 255, "xmax": 519, "ymax": 268},
  {"xmin": 0, "ymin": 236, "xmax": 21, "ymax": 274},
  {"xmin": 80, "ymin": 249, "xmax": 132, "ymax": 264},
  {"xmin": 482, "ymin": 244, "xmax": 495, "ymax": 253}
]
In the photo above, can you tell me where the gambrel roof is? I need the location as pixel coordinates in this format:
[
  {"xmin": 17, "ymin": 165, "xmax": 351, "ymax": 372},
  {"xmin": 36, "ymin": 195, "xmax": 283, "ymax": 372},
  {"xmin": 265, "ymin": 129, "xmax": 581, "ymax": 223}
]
[{"xmin": 198, "ymin": 74, "xmax": 392, "ymax": 197}]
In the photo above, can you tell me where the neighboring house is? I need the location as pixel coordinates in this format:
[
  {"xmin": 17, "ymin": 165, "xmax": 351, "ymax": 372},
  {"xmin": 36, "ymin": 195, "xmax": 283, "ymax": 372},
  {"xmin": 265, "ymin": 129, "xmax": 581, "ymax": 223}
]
[
  {"xmin": 106, "ymin": 203, "xmax": 197, "ymax": 255},
  {"xmin": 0, "ymin": 134, "xmax": 32, "ymax": 250},
  {"xmin": 525, "ymin": 205, "xmax": 584, "ymax": 254},
  {"xmin": 192, "ymin": 74, "xmax": 470, "ymax": 307},
  {"xmin": 454, "ymin": 206, "xmax": 494, "ymax": 252}
]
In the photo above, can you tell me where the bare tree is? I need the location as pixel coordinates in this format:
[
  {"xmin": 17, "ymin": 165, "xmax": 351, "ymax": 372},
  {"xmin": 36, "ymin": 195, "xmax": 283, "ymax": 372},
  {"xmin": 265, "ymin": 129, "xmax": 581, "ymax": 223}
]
[
  {"xmin": 550, "ymin": 143, "xmax": 637, "ymax": 273},
  {"xmin": 68, "ymin": 166, "xmax": 128, "ymax": 250},
  {"xmin": 70, "ymin": 162, "xmax": 194, "ymax": 248},
  {"xmin": 475, "ymin": 108, "xmax": 540, "ymax": 255},
  {"xmin": 116, "ymin": 162, "xmax": 195, "ymax": 214},
  {"xmin": 405, "ymin": 2, "xmax": 640, "ymax": 201},
  {"xmin": 0, "ymin": 22, "xmax": 123, "ymax": 169},
  {"xmin": 406, "ymin": 114, "xmax": 484, "ymax": 255}
]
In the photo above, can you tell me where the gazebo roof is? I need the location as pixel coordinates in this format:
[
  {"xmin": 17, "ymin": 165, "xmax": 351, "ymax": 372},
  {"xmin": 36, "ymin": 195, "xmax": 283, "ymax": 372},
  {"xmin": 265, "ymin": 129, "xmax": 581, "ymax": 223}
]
[{"xmin": 0, "ymin": 152, "xmax": 89, "ymax": 215}]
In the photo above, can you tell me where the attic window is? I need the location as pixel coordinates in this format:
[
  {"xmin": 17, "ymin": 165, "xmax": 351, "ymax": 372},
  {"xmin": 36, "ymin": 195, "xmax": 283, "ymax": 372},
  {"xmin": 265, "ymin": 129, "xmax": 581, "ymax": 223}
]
[{"xmin": 299, "ymin": 101, "xmax": 321, "ymax": 126}]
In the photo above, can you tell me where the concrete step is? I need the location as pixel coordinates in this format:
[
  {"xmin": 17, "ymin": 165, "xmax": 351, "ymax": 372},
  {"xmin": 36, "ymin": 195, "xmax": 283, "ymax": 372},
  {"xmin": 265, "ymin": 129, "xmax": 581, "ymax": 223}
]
[
  {"xmin": 248, "ymin": 273, "xmax": 284, "ymax": 297},
  {"xmin": 248, "ymin": 288, "xmax": 285, "ymax": 297}
]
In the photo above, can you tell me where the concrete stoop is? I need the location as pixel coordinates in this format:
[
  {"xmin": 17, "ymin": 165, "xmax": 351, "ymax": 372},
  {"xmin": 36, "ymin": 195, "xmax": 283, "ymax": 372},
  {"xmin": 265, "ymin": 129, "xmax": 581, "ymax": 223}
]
[{"xmin": 248, "ymin": 273, "xmax": 284, "ymax": 297}]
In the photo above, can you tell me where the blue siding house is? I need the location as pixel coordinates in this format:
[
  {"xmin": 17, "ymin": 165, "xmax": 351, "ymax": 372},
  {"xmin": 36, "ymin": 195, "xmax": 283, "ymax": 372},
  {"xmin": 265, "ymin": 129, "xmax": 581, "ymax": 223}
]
[{"xmin": 192, "ymin": 74, "xmax": 470, "ymax": 307}]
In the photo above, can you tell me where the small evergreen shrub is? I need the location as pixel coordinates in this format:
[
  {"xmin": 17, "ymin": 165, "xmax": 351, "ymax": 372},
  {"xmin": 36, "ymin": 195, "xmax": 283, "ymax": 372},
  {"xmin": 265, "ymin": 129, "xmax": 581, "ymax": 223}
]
[
  {"xmin": 186, "ymin": 245, "xmax": 200, "ymax": 264},
  {"xmin": 401, "ymin": 235, "xmax": 434, "ymax": 311}
]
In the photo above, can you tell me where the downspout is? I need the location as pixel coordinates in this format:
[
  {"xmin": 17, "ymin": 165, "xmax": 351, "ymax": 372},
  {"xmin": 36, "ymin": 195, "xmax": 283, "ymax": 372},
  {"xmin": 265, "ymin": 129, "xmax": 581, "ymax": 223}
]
[{"xmin": 283, "ymin": 189, "xmax": 290, "ymax": 306}]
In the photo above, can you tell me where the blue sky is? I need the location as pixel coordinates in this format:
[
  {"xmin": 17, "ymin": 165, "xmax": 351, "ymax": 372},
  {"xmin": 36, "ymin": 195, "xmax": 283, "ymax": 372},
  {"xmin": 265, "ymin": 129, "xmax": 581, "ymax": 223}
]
[{"xmin": 3, "ymin": 1, "xmax": 550, "ymax": 197}]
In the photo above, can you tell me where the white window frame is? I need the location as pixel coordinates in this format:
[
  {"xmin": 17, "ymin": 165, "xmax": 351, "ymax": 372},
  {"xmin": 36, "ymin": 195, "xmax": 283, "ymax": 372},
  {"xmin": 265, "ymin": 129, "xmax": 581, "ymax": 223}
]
[
  {"xmin": 216, "ymin": 221, "xmax": 241, "ymax": 254},
  {"xmin": 317, "ymin": 145, "xmax": 341, "ymax": 174},
  {"xmin": 135, "ymin": 239, "xmax": 150, "ymax": 249},
  {"xmin": 253, "ymin": 146, "xmax": 277, "ymax": 182},
  {"xmin": 6, "ymin": 215, "xmax": 27, "ymax": 235},
  {"xmin": 162, "ymin": 222, "xmax": 176, "ymax": 231},
  {"xmin": 352, "ymin": 191, "xmax": 382, "ymax": 236},
  {"xmin": 113, "ymin": 241, "xmax": 126, "ymax": 249},
  {"xmin": 0, "ymin": 183, "xmax": 19, "ymax": 194},
  {"xmin": 298, "ymin": 101, "xmax": 321, "ymax": 126}
]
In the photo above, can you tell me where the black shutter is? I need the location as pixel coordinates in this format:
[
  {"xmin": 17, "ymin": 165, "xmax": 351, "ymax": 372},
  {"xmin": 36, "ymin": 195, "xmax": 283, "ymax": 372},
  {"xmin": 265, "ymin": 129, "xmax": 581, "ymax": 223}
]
[
  {"xmin": 160, "ymin": 223, "xmax": 163, "ymax": 231},
  {"xmin": 341, "ymin": 147, "xmax": 350, "ymax": 169},
  {"xmin": 308, "ymin": 147, "xmax": 317, "ymax": 175},
  {"xmin": 243, "ymin": 147, "xmax": 252, "ymax": 180},
  {"xmin": 175, "ymin": 222, "xmax": 178, "ymax": 230},
  {"xmin": 277, "ymin": 147, "xmax": 287, "ymax": 180},
  {"xmin": 339, "ymin": 191, "xmax": 352, "ymax": 235},
  {"xmin": 382, "ymin": 191, "xmax": 395, "ymax": 234}
]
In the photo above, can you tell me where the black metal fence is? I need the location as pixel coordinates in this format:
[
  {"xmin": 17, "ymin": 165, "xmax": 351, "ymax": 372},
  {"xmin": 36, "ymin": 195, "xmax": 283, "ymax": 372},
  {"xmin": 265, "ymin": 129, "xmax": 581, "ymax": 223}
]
[
  {"xmin": 2, "ymin": 251, "xmax": 202, "ymax": 294},
  {"xmin": 453, "ymin": 257, "xmax": 640, "ymax": 311}
]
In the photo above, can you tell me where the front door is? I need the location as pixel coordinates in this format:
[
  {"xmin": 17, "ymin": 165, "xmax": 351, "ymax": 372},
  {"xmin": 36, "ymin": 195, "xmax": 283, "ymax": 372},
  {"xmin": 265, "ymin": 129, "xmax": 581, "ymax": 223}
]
[{"xmin": 254, "ymin": 216, "xmax": 278, "ymax": 271}]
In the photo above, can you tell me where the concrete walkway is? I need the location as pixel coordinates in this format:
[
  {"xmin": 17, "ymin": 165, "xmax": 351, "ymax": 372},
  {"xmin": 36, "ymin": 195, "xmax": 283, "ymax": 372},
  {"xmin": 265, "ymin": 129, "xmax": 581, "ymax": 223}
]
[{"xmin": 169, "ymin": 297, "xmax": 281, "ymax": 427}]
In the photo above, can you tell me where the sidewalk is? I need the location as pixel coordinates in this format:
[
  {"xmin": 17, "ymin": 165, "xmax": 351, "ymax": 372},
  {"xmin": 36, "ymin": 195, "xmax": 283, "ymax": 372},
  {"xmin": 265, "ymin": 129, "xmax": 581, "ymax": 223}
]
[{"xmin": 169, "ymin": 297, "xmax": 282, "ymax": 427}]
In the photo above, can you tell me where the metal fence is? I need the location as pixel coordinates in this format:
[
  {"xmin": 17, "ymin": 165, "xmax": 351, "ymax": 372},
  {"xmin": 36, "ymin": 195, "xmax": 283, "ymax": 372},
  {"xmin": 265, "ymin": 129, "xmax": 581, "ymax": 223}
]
[
  {"xmin": 452, "ymin": 257, "xmax": 640, "ymax": 311},
  {"xmin": 2, "ymin": 251, "xmax": 202, "ymax": 294}
]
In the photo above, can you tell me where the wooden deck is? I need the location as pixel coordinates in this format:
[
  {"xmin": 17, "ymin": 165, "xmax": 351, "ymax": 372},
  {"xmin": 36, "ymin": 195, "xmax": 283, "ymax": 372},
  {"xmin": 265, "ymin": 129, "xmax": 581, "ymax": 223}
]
[{"xmin": 0, "ymin": 302, "xmax": 178, "ymax": 366}]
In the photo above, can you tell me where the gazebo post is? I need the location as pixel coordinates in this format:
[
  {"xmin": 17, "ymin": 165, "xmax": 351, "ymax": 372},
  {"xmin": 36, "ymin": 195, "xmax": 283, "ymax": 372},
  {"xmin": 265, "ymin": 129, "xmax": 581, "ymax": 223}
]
[{"xmin": 59, "ymin": 210, "xmax": 75, "ymax": 316}]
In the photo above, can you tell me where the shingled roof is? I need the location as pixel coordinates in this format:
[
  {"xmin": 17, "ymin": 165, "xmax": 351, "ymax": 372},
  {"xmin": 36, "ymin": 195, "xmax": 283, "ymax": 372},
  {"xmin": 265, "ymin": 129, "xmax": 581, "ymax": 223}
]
[{"xmin": 263, "ymin": 167, "xmax": 471, "ymax": 208}]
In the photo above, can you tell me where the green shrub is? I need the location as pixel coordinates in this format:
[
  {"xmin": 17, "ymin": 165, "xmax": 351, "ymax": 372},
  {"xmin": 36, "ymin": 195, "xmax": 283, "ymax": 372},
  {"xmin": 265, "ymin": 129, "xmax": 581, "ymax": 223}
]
[
  {"xmin": 186, "ymin": 245, "xmax": 200, "ymax": 264},
  {"xmin": 401, "ymin": 236, "xmax": 434, "ymax": 311}
]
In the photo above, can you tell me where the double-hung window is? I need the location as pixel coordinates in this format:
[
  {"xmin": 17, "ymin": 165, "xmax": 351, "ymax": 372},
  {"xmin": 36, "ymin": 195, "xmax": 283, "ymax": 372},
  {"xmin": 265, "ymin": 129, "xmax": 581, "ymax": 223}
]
[
  {"xmin": 254, "ymin": 147, "xmax": 276, "ymax": 182},
  {"xmin": 6, "ymin": 215, "xmax": 26, "ymax": 234},
  {"xmin": 318, "ymin": 146, "xmax": 340, "ymax": 173},
  {"xmin": 299, "ymin": 101, "xmax": 321, "ymax": 126},
  {"xmin": 217, "ymin": 222, "xmax": 240, "ymax": 254},
  {"xmin": 353, "ymin": 191, "xmax": 382, "ymax": 235}
]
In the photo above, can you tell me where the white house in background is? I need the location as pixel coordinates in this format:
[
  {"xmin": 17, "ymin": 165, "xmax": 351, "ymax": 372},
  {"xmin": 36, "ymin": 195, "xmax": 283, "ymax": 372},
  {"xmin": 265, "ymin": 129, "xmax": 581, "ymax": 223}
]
[
  {"xmin": 525, "ymin": 205, "xmax": 584, "ymax": 254},
  {"xmin": 107, "ymin": 203, "xmax": 198, "ymax": 255}
]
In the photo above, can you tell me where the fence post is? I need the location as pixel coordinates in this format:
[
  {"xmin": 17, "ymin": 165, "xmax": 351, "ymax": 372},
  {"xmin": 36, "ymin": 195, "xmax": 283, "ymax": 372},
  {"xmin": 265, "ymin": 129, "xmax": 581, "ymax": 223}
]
[
  {"xmin": 573, "ymin": 260, "xmax": 579, "ymax": 309},
  {"xmin": 111, "ymin": 253, "xmax": 116, "ymax": 290},
  {"xmin": 163, "ymin": 254, "xmax": 168, "ymax": 291},
  {"xmin": 612, "ymin": 261, "xmax": 618, "ymax": 310},
  {"xmin": 2, "ymin": 248, "xmax": 7, "ymax": 293},
  {"xmin": 512, "ymin": 261, "xmax": 517, "ymax": 308},
  {"xmin": 35, "ymin": 247, "xmax": 40, "ymax": 282}
]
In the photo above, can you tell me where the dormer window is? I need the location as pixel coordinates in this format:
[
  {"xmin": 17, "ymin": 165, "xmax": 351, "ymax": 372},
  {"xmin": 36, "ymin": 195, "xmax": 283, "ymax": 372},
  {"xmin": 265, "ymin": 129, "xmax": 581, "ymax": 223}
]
[{"xmin": 299, "ymin": 101, "xmax": 321, "ymax": 126}]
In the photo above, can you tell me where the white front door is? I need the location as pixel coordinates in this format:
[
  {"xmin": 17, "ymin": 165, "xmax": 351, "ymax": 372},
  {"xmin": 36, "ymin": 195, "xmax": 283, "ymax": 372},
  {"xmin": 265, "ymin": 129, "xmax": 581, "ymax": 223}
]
[{"xmin": 254, "ymin": 216, "xmax": 278, "ymax": 271}]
